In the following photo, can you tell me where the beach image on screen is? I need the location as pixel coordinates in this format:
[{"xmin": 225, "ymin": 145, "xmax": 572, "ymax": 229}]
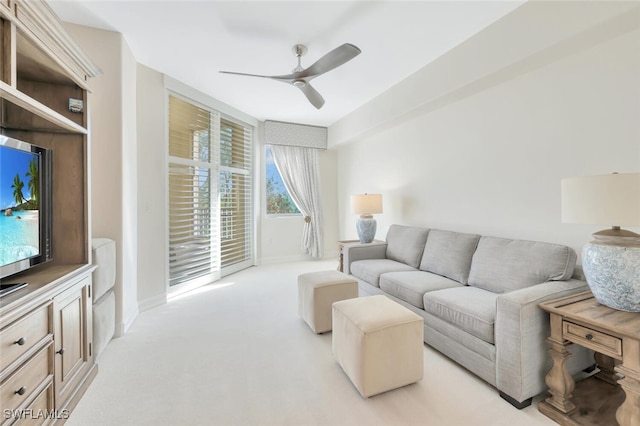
[{"xmin": 0, "ymin": 146, "xmax": 40, "ymax": 266}]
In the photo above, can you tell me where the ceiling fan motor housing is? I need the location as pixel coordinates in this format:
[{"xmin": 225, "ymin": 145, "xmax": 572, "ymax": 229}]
[{"xmin": 292, "ymin": 44, "xmax": 308, "ymax": 58}]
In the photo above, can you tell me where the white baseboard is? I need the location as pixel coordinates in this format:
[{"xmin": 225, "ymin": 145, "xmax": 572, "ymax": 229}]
[
  {"xmin": 259, "ymin": 250, "xmax": 339, "ymax": 265},
  {"xmin": 138, "ymin": 293, "xmax": 167, "ymax": 313},
  {"xmin": 324, "ymin": 250, "xmax": 339, "ymax": 260},
  {"xmin": 259, "ymin": 254, "xmax": 310, "ymax": 265},
  {"xmin": 115, "ymin": 308, "xmax": 139, "ymax": 338}
]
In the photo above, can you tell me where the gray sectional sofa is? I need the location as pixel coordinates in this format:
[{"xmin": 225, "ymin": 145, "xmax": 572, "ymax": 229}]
[{"xmin": 343, "ymin": 224, "xmax": 594, "ymax": 408}]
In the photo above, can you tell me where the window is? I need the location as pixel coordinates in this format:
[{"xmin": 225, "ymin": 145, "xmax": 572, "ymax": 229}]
[
  {"xmin": 219, "ymin": 118, "xmax": 252, "ymax": 268},
  {"xmin": 167, "ymin": 95, "xmax": 253, "ymax": 288},
  {"xmin": 265, "ymin": 145, "xmax": 300, "ymax": 215}
]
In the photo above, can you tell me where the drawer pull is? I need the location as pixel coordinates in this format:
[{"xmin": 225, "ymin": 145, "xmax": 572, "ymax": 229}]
[
  {"xmin": 56, "ymin": 348, "xmax": 65, "ymax": 355},
  {"xmin": 586, "ymin": 334, "xmax": 594, "ymax": 340},
  {"xmin": 15, "ymin": 387, "xmax": 26, "ymax": 396},
  {"xmin": 14, "ymin": 337, "xmax": 26, "ymax": 346}
]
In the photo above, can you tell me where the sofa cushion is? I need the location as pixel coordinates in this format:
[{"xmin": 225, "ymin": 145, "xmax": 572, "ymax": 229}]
[
  {"xmin": 385, "ymin": 225, "xmax": 429, "ymax": 268},
  {"xmin": 380, "ymin": 271, "xmax": 463, "ymax": 309},
  {"xmin": 350, "ymin": 259, "xmax": 417, "ymax": 288},
  {"xmin": 419, "ymin": 229, "xmax": 480, "ymax": 284},
  {"xmin": 423, "ymin": 287, "xmax": 497, "ymax": 344},
  {"xmin": 468, "ymin": 236, "xmax": 577, "ymax": 294}
]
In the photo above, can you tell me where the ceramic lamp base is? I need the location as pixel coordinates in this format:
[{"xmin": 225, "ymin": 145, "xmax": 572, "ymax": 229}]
[
  {"xmin": 582, "ymin": 242, "xmax": 640, "ymax": 312},
  {"xmin": 356, "ymin": 215, "xmax": 377, "ymax": 244}
]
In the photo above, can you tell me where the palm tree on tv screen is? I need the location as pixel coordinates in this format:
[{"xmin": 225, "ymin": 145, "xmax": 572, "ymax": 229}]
[
  {"xmin": 26, "ymin": 158, "xmax": 39, "ymax": 207},
  {"xmin": 11, "ymin": 174, "xmax": 25, "ymax": 207}
]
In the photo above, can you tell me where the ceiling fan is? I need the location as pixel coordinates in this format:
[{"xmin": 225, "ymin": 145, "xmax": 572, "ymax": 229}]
[{"xmin": 220, "ymin": 43, "xmax": 361, "ymax": 109}]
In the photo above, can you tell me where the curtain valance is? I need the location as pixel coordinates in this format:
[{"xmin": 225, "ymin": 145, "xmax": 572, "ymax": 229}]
[{"xmin": 264, "ymin": 120, "xmax": 327, "ymax": 149}]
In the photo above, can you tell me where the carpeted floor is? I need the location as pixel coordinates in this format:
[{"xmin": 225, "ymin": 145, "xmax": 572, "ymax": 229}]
[{"xmin": 66, "ymin": 261, "xmax": 555, "ymax": 426}]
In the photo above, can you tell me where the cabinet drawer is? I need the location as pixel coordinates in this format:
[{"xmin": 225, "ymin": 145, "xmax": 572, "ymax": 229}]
[
  {"xmin": 0, "ymin": 304, "xmax": 51, "ymax": 372},
  {"xmin": 13, "ymin": 383, "xmax": 57, "ymax": 426},
  {"xmin": 0, "ymin": 345, "xmax": 52, "ymax": 413},
  {"xmin": 563, "ymin": 321, "xmax": 623, "ymax": 359}
]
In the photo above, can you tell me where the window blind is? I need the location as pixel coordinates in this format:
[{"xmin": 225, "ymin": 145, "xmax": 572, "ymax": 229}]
[
  {"xmin": 168, "ymin": 95, "xmax": 253, "ymax": 287},
  {"xmin": 220, "ymin": 117, "xmax": 252, "ymax": 269},
  {"xmin": 168, "ymin": 95, "xmax": 220, "ymax": 287},
  {"xmin": 168, "ymin": 163, "xmax": 217, "ymax": 286}
]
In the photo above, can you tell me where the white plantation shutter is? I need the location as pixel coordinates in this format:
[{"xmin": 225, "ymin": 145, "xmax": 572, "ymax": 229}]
[
  {"xmin": 168, "ymin": 95, "xmax": 254, "ymax": 287},
  {"xmin": 168, "ymin": 163, "xmax": 218, "ymax": 286},
  {"xmin": 168, "ymin": 95, "xmax": 221, "ymax": 287},
  {"xmin": 219, "ymin": 117, "xmax": 253, "ymax": 269}
]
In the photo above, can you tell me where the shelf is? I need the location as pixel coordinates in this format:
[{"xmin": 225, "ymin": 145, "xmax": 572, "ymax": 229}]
[
  {"xmin": 1, "ymin": 81, "xmax": 87, "ymax": 134},
  {"xmin": 4, "ymin": 1, "xmax": 100, "ymax": 90}
]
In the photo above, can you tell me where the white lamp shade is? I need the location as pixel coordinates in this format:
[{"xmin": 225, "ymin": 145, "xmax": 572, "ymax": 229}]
[
  {"xmin": 561, "ymin": 173, "xmax": 640, "ymax": 227},
  {"xmin": 351, "ymin": 194, "xmax": 383, "ymax": 215}
]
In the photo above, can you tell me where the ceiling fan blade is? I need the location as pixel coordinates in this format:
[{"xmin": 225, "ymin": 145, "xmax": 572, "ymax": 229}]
[
  {"xmin": 219, "ymin": 70, "xmax": 295, "ymax": 83},
  {"xmin": 298, "ymin": 83, "xmax": 325, "ymax": 109},
  {"xmin": 298, "ymin": 43, "xmax": 361, "ymax": 79}
]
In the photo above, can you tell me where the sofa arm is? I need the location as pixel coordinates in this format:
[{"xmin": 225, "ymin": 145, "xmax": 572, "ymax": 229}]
[
  {"xmin": 343, "ymin": 242, "xmax": 387, "ymax": 275},
  {"xmin": 494, "ymin": 279, "xmax": 591, "ymax": 404}
]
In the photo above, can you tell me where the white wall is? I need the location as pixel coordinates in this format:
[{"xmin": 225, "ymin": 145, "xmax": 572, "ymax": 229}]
[
  {"xmin": 333, "ymin": 5, "xmax": 640, "ymax": 259},
  {"xmin": 320, "ymin": 149, "xmax": 340, "ymax": 260},
  {"xmin": 136, "ymin": 64, "xmax": 167, "ymax": 310},
  {"xmin": 120, "ymin": 32, "xmax": 139, "ymax": 333},
  {"xmin": 65, "ymin": 24, "xmax": 139, "ymax": 335}
]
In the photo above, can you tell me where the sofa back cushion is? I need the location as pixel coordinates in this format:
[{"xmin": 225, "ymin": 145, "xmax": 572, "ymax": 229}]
[
  {"xmin": 419, "ymin": 229, "xmax": 480, "ymax": 284},
  {"xmin": 385, "ymin": 225, "xmax": 429, "ymax": 268},
  {"xmin": 468, "ymin": 236, "xmax": 577, "ymax": 293}
]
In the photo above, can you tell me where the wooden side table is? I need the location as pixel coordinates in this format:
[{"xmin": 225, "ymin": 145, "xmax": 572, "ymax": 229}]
[
  {"xmin": 539, "ymin": 291, "xmax": 640, "ymax": 426},
  {"xmin": 336, "ymin": 240, "xmax": 384, "ymax": 272},
  {"xmin": 337, "ymin": 240, "xmax": 361, "ymax": 272}
]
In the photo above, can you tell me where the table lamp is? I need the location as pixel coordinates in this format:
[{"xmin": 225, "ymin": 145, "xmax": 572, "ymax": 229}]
[
  {"xmin": 561, "ymin": 172, "xmax": 640, "ymax": 311},
  {"xmin": 351, "ymin": 194, "xmax": 382, "ymax": 244}
]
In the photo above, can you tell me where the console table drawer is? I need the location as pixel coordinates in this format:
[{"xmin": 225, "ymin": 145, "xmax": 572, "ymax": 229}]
[
  {"xmin": 0, "ymin": 303, "xmax": 51, "ymax": 372},
  {"xmin": 563, "ymin": 321, "xmax": 622, "ymax": 359}
]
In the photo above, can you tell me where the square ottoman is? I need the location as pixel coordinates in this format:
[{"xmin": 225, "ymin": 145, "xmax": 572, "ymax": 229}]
[
  {"xmin": 92, "ymin": 238, "xmax": 116, "ymax": 359},
  {"xmin": 332, "ymin": 295, "xmax": 424, "ymax": 397},
  {"xmin": 298, "ymin": 270, "xmax": 358, "ymax": 334}
]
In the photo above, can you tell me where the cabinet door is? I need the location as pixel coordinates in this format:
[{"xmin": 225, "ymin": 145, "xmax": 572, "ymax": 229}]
[{"xmin": 53, "ymin": 277, "xmax": 92, "ymax": 407}]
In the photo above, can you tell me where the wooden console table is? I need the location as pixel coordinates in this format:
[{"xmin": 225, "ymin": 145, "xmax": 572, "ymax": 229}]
[{"xmin": 539, "ymin": 291, "xmax": 640, "ymax": 426}]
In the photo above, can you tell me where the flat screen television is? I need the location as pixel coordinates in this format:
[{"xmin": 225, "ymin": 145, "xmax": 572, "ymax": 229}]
[{"xmin": 0, "ymin": 135, "xmax": 52, "ymax": 281}]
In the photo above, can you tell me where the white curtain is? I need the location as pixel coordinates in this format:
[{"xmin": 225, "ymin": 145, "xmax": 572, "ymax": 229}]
[{"xmin": 270, "ymin": 145, "xmax": 324, "ymax": 258}]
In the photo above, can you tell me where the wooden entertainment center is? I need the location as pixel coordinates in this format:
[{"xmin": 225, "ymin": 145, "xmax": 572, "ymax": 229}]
[{"xmin": 1, "ymin": 1, "xmax": 100, "ymax": 423}]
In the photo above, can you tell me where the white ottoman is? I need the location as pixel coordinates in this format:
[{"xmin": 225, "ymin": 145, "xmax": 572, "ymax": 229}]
[
  {"xmin": 92, "ymin": 238, "xmax": 116, "ymax": 359},
  {"xmin": 298, "ymin": 270, "xmax": 358, "ymax": 334},
  {"xmin": 332, "ymin": 295, "xmax": 424, "ymax": 397}
]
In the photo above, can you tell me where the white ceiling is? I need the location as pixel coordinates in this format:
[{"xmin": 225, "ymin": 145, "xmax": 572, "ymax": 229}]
[{"xmin": 48, "ymin": 0, "xmax": 526, "ymax": 127}]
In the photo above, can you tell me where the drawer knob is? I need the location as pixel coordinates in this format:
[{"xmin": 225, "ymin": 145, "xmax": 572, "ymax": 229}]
[
  {"xmin": 14, "ymin": 337, "xmax": 26, "ymax": 346},
  {"xmin": 586, "ymin": 333, "xmax": 594, "ymax": 340},
  {"xmin": 57, "ymin": 348, "xmax": 65, "ymax": 355},
  {"xmin": 15, "ymin": 387, "xmax": 26, "ymax": 396}
]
